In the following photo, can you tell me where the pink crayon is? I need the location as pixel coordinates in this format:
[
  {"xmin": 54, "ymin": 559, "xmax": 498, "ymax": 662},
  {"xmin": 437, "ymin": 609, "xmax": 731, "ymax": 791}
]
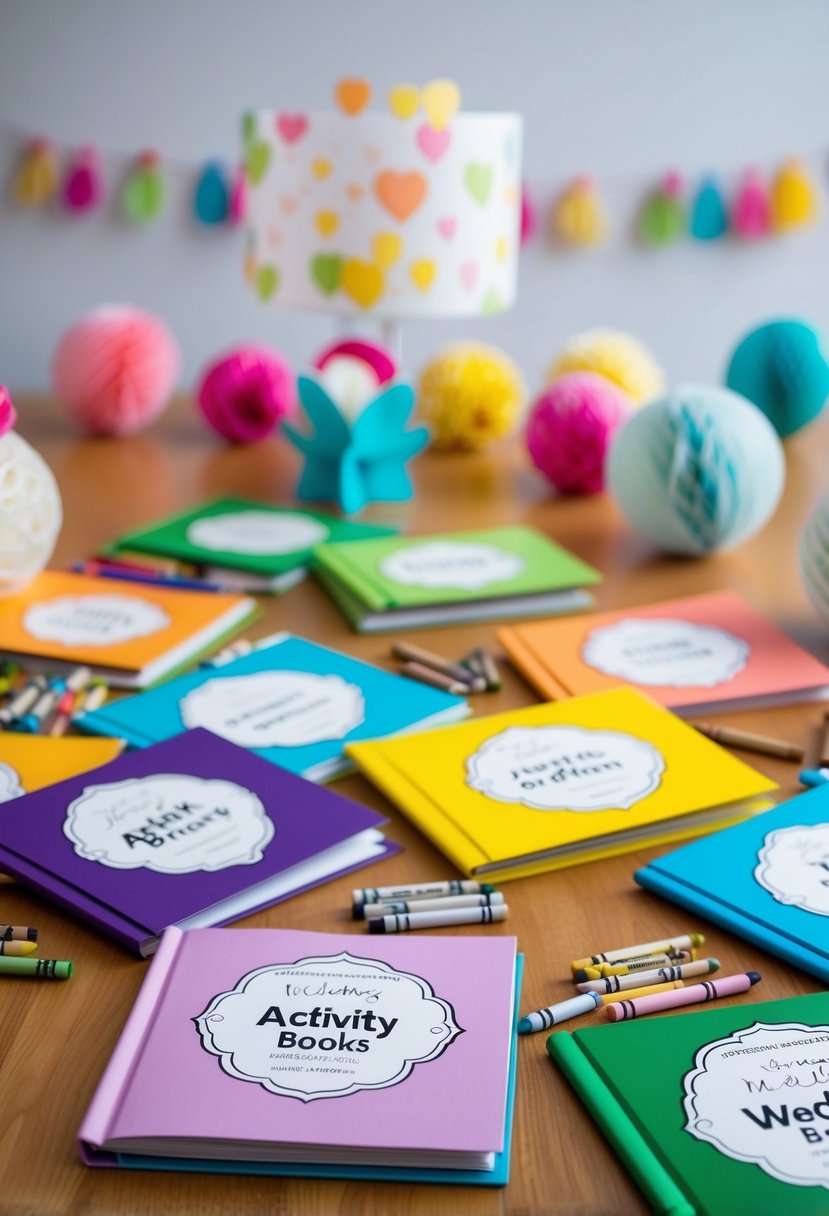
[{"xmin": 606, "ymin": 972, "xmax": 761, "ymax": 1022}]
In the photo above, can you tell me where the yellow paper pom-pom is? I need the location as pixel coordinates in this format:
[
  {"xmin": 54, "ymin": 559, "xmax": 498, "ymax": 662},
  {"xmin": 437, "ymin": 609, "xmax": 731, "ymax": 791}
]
[
  {"xmin": 547, "ymin": 329, "xmax": 664, "ymax": 405},
  {"xmin": 418, "ymin": 342, "xmax": 526, "ymax": 452}
]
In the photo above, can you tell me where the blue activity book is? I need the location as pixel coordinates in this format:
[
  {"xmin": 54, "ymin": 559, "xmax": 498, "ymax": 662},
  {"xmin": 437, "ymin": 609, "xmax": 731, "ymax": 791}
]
[
  {"xmin": 635, "ymin": 784, "xmax": 829, "ymax": 983},
  {"xmin": 77, "ymin": 632, "xmax": 469, "ymax": 783}
]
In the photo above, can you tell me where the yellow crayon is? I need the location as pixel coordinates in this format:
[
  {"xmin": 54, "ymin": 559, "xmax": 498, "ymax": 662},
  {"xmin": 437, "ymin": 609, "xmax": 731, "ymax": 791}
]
[
  {"xmin": 0, "ymin": 939, "xmax": 37, "ymax": 956},
  {"xmin": 571, "ymin": 933, "xmax": 704, "ymax": 973},
  {"xmin": 600, "ymin": 980, "xmax": 684, "ymax": 1005},
  {"xmin": 576, "ymin": 950, "xmax": 693, "ymax": 981}
]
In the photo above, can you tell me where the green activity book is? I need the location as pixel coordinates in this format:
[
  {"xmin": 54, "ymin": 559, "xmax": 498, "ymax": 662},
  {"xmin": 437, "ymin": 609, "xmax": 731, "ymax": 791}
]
[
  {"xmin": 548, "ymin": 991, "xmax": 829, "ymax": 1215},
  {"xmin": 110, "ymin": 498, "xmax": 397, "ymax": 590},
  {"xmin": 311, "ymin": 525, "xmax": 601, "ymax": 632}
]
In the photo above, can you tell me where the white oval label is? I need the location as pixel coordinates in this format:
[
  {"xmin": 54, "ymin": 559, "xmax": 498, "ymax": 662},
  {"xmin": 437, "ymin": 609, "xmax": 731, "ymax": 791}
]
[
  {"xmin": 0, "ymin": 761, "xmax": 24, "ymax": 803},
  {"xmin": 582, "ymin": 618, "xmax": 750, "ymax": 688},
  {"xmin": 186, "ymin": 512, "xmax": 330, "ymax": 555},
  {"xmin": 194, "ymin": 951, "xmax": 463, "ymax": 1102},
  {"xmin": 465, "ymin": 724, "xmax": 665, "ymax": 811},
  {"xmin": 63, "ymin": 773, "xmax": 274, "ymax": 873},
  {"xmin": 755, "ymin": 824, "xmax": 829, "ymax": 917},
  {"xmin": 23, "ymin": 594, "xmax": 169, "ymax": 648},
  {"xmin": 179, "ymin": 672, "xmax": 365, "ymax": 749},
  {"xmin": 379, "ymin": 542, "xmax": 525, "ymax": 591}
]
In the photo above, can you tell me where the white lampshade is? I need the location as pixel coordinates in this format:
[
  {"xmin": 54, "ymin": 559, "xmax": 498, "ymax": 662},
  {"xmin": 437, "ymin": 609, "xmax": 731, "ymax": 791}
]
[{"xmin": 243, "ymin": 109, "xmax": 523, "ymax": 318}]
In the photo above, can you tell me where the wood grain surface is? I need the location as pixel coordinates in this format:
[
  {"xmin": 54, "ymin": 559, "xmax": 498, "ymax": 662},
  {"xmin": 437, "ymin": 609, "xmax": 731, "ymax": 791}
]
[{"xmin": 1, "ymin": 394, "xmax": 826, "ymax": 1215}]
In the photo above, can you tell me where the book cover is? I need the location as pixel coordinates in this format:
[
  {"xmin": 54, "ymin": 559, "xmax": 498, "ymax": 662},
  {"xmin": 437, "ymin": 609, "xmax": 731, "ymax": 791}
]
[
  {"xmin": 347, "ymin": 688, "xmax": 777, "ymax": 883},
  {"xmin": 635, "ymin": 786, "xmax": 829, "ymax": 983},
  {"xmin": 111, "ymin": 498, "xmax": 398, "ymax": 577},
  {"xmin": 498, "ymin": 591, "xmax": 829, "ymax": 714},
  {"xmin": 0, "ymin": 570, "xmax": 258, "ymax": 688},
  {"xmin": 79, "ymin": 927, "xmax": 520, "ymax": 1185},
  {"xmin": 77, "ymin": 632, "xmax": 469, "ymax": 783},
  {"xmin": 0, "ymin": 729, "xmax": 396, "ymax": 956},
  {"xmin": 0, "ymin": 733, "xmax": 124, "ymax": 802},
  {"xmin": 312, "ymin": 526, "xmax": 600, "ymax": 632},
  {"xmin": 548, "ymin": 991, "xmax": 829, "ymax": 1215}
]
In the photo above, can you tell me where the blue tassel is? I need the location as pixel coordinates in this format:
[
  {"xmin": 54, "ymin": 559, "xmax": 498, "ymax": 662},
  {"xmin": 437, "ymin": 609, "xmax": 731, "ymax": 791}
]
[
  {"xmin": 194, "ymin": 161, "xmax": 229, "ymax": 225},
  {"xmin": 690, "ymin": 177, "xmax": 728, "ymax": 241}
]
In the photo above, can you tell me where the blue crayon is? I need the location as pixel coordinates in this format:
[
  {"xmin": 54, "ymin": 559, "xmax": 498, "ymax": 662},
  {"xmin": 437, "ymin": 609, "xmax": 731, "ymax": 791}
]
[
  {"xmin": 800, "ymin": 768, "xmax": 829, "ymax": 788},
  {"xmin": 518, "ymin": 990, "xmax": 601, "ymax": 1034}
]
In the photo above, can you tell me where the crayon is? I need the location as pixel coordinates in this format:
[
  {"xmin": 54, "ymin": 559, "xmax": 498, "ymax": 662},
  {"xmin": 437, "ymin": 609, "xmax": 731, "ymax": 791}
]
[
  {"xmin": 576, "ymin": 958, "xmax": 721, "ymax": 994},
  {"xmin": 367, "ymin": 904, "xmax": 508, "ymax": 934},
  {"xmin": 0, "ymin": 956, "xmax": 72, "ymax": 979},
  {"xmin": 77, "ymin": 563, "xmax": 226, "ymax": 593},
  {"xmin": 571, "ymin": 933, "xmax": 704, "ymax": 971},
  {"xmin": 12, "ymin": 683, "xmax": 64, "ymax": 734},
  {"xmin": 0, "ymin": 675, "xmax": 48, "ymax": 724},
  {"xmin": 399, "ymin": 660, "xmax": 477, "ymax": 697},
  {"xmin": 48, "ymin": 687, "xmax": 78, "ymax": 736},
  {"xmin": 200, "ymin": 639, "xmax": 254, "ymax": 668},
  {"xmin": 574, "ymin": 951, "xmax": 693, "ymax": 982},
  {"xmin": 362, "ymin": 892, "xmax": 505, "ymax": 919},
  {"xmin": 0, "ymin": 939, "xmax": 38, "ymax": 956},
  {"xmin": 73, "ymin": 681, "xmax": 108, "ymax": 716},
  {"xmin": 606, "ymin": 972, "xmax": 761, "ymax": 1022},
  {"xmin": 467, "ymin": 648, "xmax": 502, "ymax": 692},
  {"xmin": 0, "ymin": 924, "xmax": 37, "ymax": 941},
  {"xmin": 518, "ymin": 991, "xmax": 602, "ymax": 1034},
  {"xmin": 353, "ymin": 880, "xmax": 495, "ymax": 909},
  {"xmin": 64, "ymin": 666, "xmax": 92, "ymax": 693},
  {"xmin": 600, "ymin": 980, "xmax": 684, "ymax": 1005},
  {"xmin": 800, "ymin": 767, "xmax": 829, "ymax": 788},
  {"xmin": 391, "ymin": 641, "xmax": 478, "ymax": 687},
  {"xmin": 98, "ymin": 550, "xmax": 199, "ymax": 577},
  {"xmin": 692, "ymin": 723, "xmax": 804, "ymax": 762}
]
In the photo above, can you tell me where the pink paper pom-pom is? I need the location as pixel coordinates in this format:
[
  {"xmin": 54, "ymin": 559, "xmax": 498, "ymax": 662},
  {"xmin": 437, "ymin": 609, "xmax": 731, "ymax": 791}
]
[
  {"xmin": 51, "ymin": 305, "xmax": 180, "ymax": 436},
  {"xmin": 196, "ymin": 344, "xmax": 295, "ymax": 443},
  {"xmin": 526, "ymin": 371, "xmax": 634, "ymax": 495},
  {"xmin": 0, "ymin": 386, "xmax": 18, "ymax": 437}
]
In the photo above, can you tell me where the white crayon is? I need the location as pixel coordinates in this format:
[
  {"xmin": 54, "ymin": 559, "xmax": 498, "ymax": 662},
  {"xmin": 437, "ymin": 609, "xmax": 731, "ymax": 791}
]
[
  {"xmin": 367, "ymin": 904, "xmax": 508, "ymax": 934},
  {"xmin": 363, "ymin": 892, "xmax": 505, "ymax": 919}
]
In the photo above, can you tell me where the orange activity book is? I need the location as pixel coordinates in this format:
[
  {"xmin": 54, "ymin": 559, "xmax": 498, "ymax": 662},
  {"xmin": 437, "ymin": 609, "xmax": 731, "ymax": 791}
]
[
  {"xmin": 0, "ymin": 571, "xmax": 258, "ymax": 688},
  {"xmin": 498, "ymin": 591, "xmax": 829, "ymax": 715}
]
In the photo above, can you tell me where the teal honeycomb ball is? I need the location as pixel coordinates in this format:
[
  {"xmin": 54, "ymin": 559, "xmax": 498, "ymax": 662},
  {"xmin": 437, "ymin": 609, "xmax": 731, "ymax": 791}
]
[
  {"xmin": 607, "ymin": 384, "xmax": 785, "ymax": 555},
  {"xmin": 726, "ymin": 319, "xmax": 829, "ymax": 437}
]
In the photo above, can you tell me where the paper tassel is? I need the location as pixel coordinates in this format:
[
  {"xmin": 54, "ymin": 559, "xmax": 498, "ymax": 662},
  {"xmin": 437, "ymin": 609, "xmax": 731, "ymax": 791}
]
[
  {"xmin": 120, "ymin": 150, "xmax": 165, "ymax": 224},
  {"xmin": 552, "ymin": 176, "xmax": 608, "ymax": 247},
  {"xmin": 690, "ymin": 176, "xmax": 728, "ymax": 241},
  {"xmin": 193, "ymin": 160, "xmax": 229, "ymax": 225},
  {"xmin": 638, "ymin": 171, "xmax": 685, "ymax": 246},
  {"xmin": 771, "ymin": 157, "xmax": 819, "ymax": 231},
  {"xmin": 11, "ymin": 137, "xmax": 58, "ymax": 208},
  {"xmin": 732, "ymin": 169, "xmax": 771, "ymax": 240},
  {"xmin": 61, "ymin": 146, "xmax": 104, "ymax": 213},
  {"xmin": 520, "ymin": 182, "xmax": 536, "ymax": 245},
  {"xmin": 228, "ymin": 165, "xmax": 247, "ymax": 226}
]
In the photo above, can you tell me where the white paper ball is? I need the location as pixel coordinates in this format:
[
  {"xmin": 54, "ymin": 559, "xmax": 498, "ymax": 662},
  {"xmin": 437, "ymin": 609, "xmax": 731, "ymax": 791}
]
[
  {"xmin": 799, "ymin": 490, "xmax": 829, "ymax": 624},
  {"xmin": 607, "ymin": 384, "xmax": 785, "ymax": 555},
  {"xmin": 0, "ymin": 431, "xmax": 62, "ymax": 594}
]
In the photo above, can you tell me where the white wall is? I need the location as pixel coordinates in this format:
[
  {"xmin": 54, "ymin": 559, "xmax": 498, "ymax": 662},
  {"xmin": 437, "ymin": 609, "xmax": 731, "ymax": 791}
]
[{"xmin": 1, "ymin": 0, "xmax": 828, "ymax": 393}]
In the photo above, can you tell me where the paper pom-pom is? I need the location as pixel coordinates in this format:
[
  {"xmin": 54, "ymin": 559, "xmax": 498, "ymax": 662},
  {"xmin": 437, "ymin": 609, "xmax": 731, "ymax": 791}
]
[
  {"xmin": 799, "ymin": 489, "xmax": 829, "ymax": 626},
  {"xmin": 771, "ymin": 158, "xmax": 819, "ymax": 231},
  {"xmin": 638, "ymin": 171, "xmax": 685, "ymax": 246},
  {"xmin": 725, "ymin": 319, "xmax": 829, "ymax": 437},
  {"xmin": 196, "ymin": 345, "xmax": 294, "ymax": 443},
  {"xmin": 526, "ymin": 372, "xmax": 634, "ymax": 495},
  {"xmin": 0, "ymin": 388, "xmax": 62, "ymax": 594},
  {"xmin": 552, "ymin": 176, "xmax": 609, "ymax": 248},
  {"xmin": 313, "ymin": 338, "xmax": 397, "ymax": 385},
  {"xmin": 607, "ymin": 384, "xmax": 785, "ymax": 556},
  {"xmin": 12, "ymin": 137, "xmax": 58, "ymax": 209},
  {"xmin": 51, "ymin": 305, "xmax": 180, "ymax": 436},
  {"xmin": 417, "ymin": 342, "xmax": 526, "ymax": 452},
  {"xmin": 547, "ymin": 329, "xmax": 664, "ymax": 405},
  {"xmin": 732, "ymin": 169, "xmax": 771, "ymax": 240}
]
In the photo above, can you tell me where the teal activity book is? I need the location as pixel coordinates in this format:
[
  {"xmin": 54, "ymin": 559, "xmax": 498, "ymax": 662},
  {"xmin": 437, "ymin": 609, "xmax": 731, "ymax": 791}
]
[
  {"xmin": 109, "ymin": 498, "xmax": 397, "ymax": 592},
  {"xmin": 312, "ymin": 525, "xmax": 601, "ymax": 632},
  {"xmin": 77, "ymin": 632, "xmax": 469, "ymax": 783},
  {"xmin": 635, "ymin": 785, "xmax": 829, "ymax": 984},
  {"xmin": 548, "ymin": 991, "xmax": 829, "ymax": 1215}
]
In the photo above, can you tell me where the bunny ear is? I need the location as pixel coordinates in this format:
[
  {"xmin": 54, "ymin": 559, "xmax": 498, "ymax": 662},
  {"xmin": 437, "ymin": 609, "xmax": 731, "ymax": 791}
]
[
  {"xmin": 351, "ymin": 383, "xmax": 417, "ymax": 457},
  {"xmin": 296, "ymin": 374, "xmax": 351, "ymax": 455}
]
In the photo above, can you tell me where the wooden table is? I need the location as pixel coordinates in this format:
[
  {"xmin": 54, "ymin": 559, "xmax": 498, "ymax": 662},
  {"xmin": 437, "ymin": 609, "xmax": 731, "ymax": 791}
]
[{"xmin": 2, "ymin": 395, "xmax": 826, "ymax": 1215}]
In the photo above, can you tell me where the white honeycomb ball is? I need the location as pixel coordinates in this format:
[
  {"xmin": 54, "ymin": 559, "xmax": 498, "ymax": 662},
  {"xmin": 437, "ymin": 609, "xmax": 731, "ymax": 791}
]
[{"xmin": 0, "ymin": 431, "xmax": 62, "ymax": 594}]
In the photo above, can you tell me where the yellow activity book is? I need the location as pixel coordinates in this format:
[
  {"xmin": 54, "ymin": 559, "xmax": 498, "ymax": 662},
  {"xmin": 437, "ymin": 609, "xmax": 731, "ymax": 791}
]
[
  {"xmin": 0, "ymin": 571, "xmax": 258, "ymax": 688},
  {"xmin": 0, "ymin": 733, "xmax": 124, "ymax": 803},
  {"xmin": 347, "ymin": 688, "xmax": 778, "ymax": 883}
]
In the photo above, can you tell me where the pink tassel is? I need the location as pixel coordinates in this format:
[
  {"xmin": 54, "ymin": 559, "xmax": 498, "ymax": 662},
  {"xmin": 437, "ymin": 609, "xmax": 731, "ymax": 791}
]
[
  {"xmin": 62, "ymin": 146, "xmax": 104, "ymax": 213},
  {"xmin": 228, "ymin": 164, "xmax": 247, "ymax": 225},
  {"xmin": 733, "ymin": 168, "xmax": 771, "ymax": 240},
  {"xmin": 520, "ymin": 182, "xmax": 536, "ymax": 245}
]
